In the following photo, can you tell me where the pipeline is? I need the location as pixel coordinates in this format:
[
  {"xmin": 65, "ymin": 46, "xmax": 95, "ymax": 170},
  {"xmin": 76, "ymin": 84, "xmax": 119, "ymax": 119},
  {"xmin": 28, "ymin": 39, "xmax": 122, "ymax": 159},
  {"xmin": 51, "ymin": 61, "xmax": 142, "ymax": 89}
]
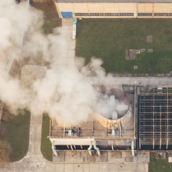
[
  {"xmin": 70, "ymin": 145, "xmax": 74, "ymax": 150},
  {"xmin": 93, "ymin": 141, "xmax": 101, "ymax": 156},
  {"xmin": 112, "ymin": 144, "xmax": 114, "ymax": 150},
  {"xmin": 88, "ymin": 142, "xmax": 92, "ymax": 156},
  {"xmin": 111, "ymin": 126, "xmax": 115, "ymax": 136},
  {"xmin": 131, "ymin": 141, "xmax": 135, "ymax": 157},
  {"xmin": 52, "ymin": 142, "xmax": 58, "ymax": 157}
]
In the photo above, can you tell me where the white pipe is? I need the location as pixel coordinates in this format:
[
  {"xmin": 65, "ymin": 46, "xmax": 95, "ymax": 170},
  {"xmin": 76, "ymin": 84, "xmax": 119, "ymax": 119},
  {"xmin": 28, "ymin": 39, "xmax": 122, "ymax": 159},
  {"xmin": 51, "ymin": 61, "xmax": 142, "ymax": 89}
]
[
  {"xmin": 67, "ymin": 145, "xmax": 69, "ymax": 149},
  {"xmin": 94, "ymin": 141, "xmax": 101, "ymax": 156},
  {"xmin": 112, "ymin": 144, "xmax": 114, "ymax": 150},
  {"xmin": 70, "ymin": 145, "xmax": 73, "ymax": 150},
  {"xmin": 131, "ymin": 141, "xmax": 135, "ymax": 157},
  {"xmin": 52, "ymin": 142, "xmax": 58, "ymax": 157},
  {"xmin": 80, "ymin": 145, "xmax": 83, "ymax": 149},
  {"xmin": 88, "ymin": 142, "xmax": 92, "ymax": 156},
  {"xmin": 74, "ymin": 145, "xmax": 76, "ymax": 149}
]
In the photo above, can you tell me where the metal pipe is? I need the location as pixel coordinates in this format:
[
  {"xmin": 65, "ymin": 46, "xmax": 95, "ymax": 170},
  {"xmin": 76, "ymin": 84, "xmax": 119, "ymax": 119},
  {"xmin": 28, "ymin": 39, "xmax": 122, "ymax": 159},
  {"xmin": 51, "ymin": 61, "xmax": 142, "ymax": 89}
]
[
  {"xmin": 74, "ymin": 145, "xmax": 76, "ymax": 149},
  {"xmin": 112, "ymin": 144, "xmax": 114, "ymax": 150},
  {"xmin": 131, "ymin": 141, "xmax": 135, "ymax": 157},
  {"xmin": 70, "ymin": 145, "xmax": 73, "ymax": 150},
  {"xmin": 119, "ymin": 123, "xmax": 122, "ymax": 137},
  {"xmin": 93, "ymin": 141, "xmax": 101, "ymax": 156},
  {"xmin": 88, "ymin": 142, "xmax": 92, "ymax": 156},
  {"xmin": 52, "ymin": 142, "xmax": 58, "ymax": 157},
  {"xmin": 111, "ymin": 126, "xmax": 115, "ymax": 136},
  {"xmin": 67, "ymin": 145, "xmax": 69, "ymax": 149},
  {"xmin": 80, "ymin": 145, "xmax": 83, "ymax": 149}
]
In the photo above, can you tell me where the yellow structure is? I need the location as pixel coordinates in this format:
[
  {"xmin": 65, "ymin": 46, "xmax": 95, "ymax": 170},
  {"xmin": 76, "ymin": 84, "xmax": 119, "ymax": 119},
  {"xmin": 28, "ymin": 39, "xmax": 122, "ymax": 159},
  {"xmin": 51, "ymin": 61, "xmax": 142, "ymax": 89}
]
[{"xmin": 54, "ymin": 1, "xmax": 172, "ymax": 18}]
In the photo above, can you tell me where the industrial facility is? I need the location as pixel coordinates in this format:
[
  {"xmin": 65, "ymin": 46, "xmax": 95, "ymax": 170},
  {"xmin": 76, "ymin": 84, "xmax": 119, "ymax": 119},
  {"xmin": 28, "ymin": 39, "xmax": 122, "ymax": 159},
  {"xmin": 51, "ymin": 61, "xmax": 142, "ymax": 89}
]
[
  {"xmin": 54, "ymin": 0, "xmax": 172, "ymax": 19},
  {"xmin": 48, "ymin": 85, "xmax": 172, "ymax": 162},
  {"xmin": 49, "ymin": 85, "xmax": 136, "ymax": 161}
]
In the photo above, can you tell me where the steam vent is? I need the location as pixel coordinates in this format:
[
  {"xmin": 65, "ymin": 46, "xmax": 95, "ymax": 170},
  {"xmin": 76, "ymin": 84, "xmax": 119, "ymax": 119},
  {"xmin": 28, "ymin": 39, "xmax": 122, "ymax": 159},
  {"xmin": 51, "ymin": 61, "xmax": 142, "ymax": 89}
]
[{"xmin": 49, "ymin": 85, "xmax": 136, "ymax": 161}]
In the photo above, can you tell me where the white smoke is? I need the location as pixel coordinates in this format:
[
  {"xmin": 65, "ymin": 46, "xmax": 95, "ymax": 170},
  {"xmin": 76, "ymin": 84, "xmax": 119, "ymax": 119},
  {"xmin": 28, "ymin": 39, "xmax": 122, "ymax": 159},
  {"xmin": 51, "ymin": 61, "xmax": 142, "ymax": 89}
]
[{"xmin": 0, "ymin": 0, "xmax": 128, "ymax": 126}]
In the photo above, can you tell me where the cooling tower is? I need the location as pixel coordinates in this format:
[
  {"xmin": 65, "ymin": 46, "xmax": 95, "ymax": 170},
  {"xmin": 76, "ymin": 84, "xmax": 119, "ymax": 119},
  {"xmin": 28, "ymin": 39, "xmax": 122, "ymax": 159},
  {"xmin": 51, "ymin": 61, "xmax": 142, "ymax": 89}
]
[{"xmin": 95, "ymin": 86, "xmax": 132, "ymax": 130}]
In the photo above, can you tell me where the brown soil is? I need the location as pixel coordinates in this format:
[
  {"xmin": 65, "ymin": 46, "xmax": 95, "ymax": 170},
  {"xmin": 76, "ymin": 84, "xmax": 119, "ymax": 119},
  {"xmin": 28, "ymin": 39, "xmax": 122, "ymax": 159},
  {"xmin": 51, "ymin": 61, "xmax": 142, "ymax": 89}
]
[
  {"xmin": 0, "ymin": 124, "xmax": 6, "ymax": 139},
  {"xmin": 147, "ymin": 35, "xmax": 153, "ymax": 43}
]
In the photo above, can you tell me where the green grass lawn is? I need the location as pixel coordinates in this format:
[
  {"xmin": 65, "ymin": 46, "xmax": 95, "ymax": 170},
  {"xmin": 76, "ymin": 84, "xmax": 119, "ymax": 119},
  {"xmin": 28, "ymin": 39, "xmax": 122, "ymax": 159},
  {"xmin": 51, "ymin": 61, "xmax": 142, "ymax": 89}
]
[
  {"xmin": 76, "ymin": 19, "xmax": 172, "ymax": 74},
  {"xmin": 149, "ymin": 152, "xmax": 172, "ymax": 172},
  {"xmin": 31, "ymin": 1, "xmax": 61, "ymax": 34},
  {"xmin": 41, "ymin": 113, "xmax": 52, "ymax": 161},
  {"xmin": 0, "ymin": 109, "xmax": 30, "ymax": 161}
]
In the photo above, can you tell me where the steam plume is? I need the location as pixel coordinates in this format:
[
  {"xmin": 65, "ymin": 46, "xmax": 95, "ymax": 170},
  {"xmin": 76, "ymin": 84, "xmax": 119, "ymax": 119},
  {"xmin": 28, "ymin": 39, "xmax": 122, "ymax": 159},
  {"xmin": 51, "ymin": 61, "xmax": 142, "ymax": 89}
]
[{"xmin": 0, "ymin": 0, "xmax": 128, "ymax": 126}]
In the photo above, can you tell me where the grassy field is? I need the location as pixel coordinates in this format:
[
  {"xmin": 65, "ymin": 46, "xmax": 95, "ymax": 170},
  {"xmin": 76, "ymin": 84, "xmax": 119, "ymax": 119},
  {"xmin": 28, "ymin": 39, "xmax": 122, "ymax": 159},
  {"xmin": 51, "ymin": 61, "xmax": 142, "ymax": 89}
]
[
  {"xmin": 0, "ymin": 109, "xmax": 30, "ymax": 162},
  {"xmin": 31, "ymin": 1, "xmax": 61, "ymax": 34},
  {"xmin": 76, "ymin": 19, "xmax": 172, "ymax": 74},
  {"xmin": 149, "ymin": 152, "xmax": 172, "ymax": 172},
  {"xmin": 41, "ymin": 113, "xmax": 52, "ymax": 161}
]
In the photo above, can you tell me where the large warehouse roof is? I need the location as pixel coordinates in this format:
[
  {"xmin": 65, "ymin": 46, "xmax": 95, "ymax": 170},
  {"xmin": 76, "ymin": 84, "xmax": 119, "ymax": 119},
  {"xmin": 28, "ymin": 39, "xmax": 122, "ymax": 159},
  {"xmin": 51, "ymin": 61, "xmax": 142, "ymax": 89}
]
[{"xmin": 56, "ymin": 0, "xmax": 172, "ymax": 2}]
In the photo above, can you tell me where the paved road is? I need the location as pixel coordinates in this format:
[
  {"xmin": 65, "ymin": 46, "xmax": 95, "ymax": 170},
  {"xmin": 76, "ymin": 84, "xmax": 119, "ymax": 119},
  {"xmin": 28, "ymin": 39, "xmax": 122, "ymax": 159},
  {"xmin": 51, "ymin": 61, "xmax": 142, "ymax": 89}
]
[{"xmin": 92, "ymin": 76, "xmax": 172, "ymax": 87}]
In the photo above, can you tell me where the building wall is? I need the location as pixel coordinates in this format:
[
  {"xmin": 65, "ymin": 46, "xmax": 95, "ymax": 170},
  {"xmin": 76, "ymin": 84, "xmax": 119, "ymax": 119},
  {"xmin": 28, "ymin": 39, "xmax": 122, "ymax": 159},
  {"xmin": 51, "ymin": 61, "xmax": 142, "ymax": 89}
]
[{"xmin": 55, "ymin": 2, "xmax": 172, "ymax": 18}]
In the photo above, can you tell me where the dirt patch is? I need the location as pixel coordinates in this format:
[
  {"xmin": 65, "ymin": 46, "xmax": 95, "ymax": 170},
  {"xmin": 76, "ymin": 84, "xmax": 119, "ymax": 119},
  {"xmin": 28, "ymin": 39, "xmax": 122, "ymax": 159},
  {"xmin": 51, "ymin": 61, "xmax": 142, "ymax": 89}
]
[
  {"xmin": 126, "ymin": 49, "xmax": 140, "ymax": 60},
  {"xmin": 129, "ymin": 50, "xmax": 137, "ymax": 60},
  {"xmin": 0, "ymin": 124, "xmax": 6, "ymax": 139},
  {"xmin": 134, "ymin": 66, "xmax": 138, "ymax": 69},
  {"xmin": 156, "ymin": 152, "xmax": 166, "ymax": 159},
  {"xmin": 31, "ymin": 0, "xmax": 62, "ymax": 33},
  {"xmin": 125, "ymin": 50, "xmax": 129, "ymax": 60},
  {"xmin": 140, "ymin": 49, "xmax": 146, "ymax": 52},
  {"xmin": 147, "ymin": 35, "xmax": 153, "ymax": 43},
  {"xmin": 21, "ymin": 65, "xmax": 47, "ymax": 88},
  {"xmin": 2, "ymin": 107, "xmax": 15, "ymax": 122},
  {"xmin": 148, "ymin": 49, "xmax": 153, "ymax": 53}
]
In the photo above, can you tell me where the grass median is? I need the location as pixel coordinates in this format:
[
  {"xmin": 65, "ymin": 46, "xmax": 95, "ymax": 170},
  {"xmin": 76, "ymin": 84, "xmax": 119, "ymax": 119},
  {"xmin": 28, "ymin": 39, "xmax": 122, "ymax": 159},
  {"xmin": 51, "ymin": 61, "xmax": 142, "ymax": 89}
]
[{"xmin": 41, "ymin": 113, "xmax": 52, "ymax": 161}]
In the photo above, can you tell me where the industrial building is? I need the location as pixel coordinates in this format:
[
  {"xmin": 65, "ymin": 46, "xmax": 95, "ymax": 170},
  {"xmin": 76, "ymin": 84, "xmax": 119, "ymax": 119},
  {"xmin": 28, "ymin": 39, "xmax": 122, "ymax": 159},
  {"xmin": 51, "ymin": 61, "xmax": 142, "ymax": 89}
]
[
  {"xmin": 48, "ymin": 85, "xmax": 172, "ymax": 161},
  {"xmin": 54, "ymin": 0, "xmax": 172, "ymax": 18},
  {"xmin": 48, "ymin": 85, "xmax": 138, "ymax": 161}
]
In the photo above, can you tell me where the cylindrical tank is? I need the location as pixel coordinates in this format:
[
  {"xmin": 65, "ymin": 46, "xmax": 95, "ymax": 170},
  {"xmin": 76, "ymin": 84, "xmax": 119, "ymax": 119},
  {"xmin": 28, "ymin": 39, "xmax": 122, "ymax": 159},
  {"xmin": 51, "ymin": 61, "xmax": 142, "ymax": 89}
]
[{"xmin": 94, "ymin": 86, "xmax": 131, "ymax": 130}]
